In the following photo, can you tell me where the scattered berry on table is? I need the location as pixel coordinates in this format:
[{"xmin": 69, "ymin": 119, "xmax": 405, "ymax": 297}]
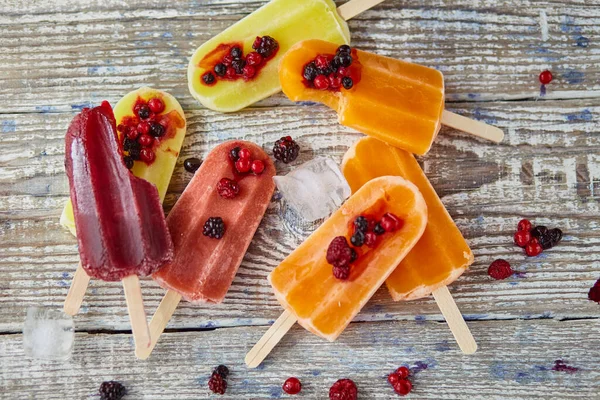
[
  {"xmin": 217, "ymin": 178, "xmax": 240, "ymax": 199},
  {"xmin": 525, "ymin": 238, "xmax": 543, "ymax": 257},
  {"xmin": 184, "ymin": 157, "xmax": 202, "ymax": 173},
  {"xmin": 530, "ymin": 225, "xmax": 548, "ymax": 238},
  {"xmin": 514, "ymin": 230, "xmax": 531, "ymax": 247},
  {"xmin": 395, "ymin": 366, "xmax": 410, "ymax": 379},
  {"xmin": 99, "ymin": 381, "xmax": 126, "ymax": 400},
  {"xmin": 488, "ymin": 259, "xmax": 513, "ymax": 280},
  {"xmin": 393, "ymin": 379, "xmax": 413, "ymax": 396},
  {"xmin": 388, "ymin": 373, "xmax": 401, "ymax": 385},
  {"xmin": 329, "ymin": 378, "xmax": 357, "ymax": 400},
  {"xmin": 539, "ymin": 70, "xmax": 553, "ymax": 85},
  {"xmin": 588, "ymin": 279, "xmax": 600, "ymax": 303},
  {"xmin": 208, "ymin": 372, "xmax": 227, "ymax": 395},
  {"xmin": 203, "ymin": 217, "xmax": 225, "ymax": 239},
  {"xmin": 213, "ymin": 365, "xmax": 230, "ymax": 379},
  {"xmin": 517, "ymin": 219, "xmax": 532, "ymax": 232},
  {"xmin": 273, "ymin": 136, "xmax": 300, "ymax": 163},
  {"xmin": 282, "ymin": 377, "xmax": 302, "ymax": 395}
]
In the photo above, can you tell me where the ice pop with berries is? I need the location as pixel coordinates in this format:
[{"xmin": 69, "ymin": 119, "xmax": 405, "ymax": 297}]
[
  {"xmin": 246, "ymin": 176, "xmax": 427, "ymax": 367},
  {"xmin": 279, "ymin": 40, "xmax": 504, "ymax": 155},
  {"xmin": 65, "ymin": 101, "xmax": 174, "ymax": 348},
  {"xmin": 342, "ymin": 136, "xmax": 477, "ymax": 353},
  {"xmin": 62, "ymin": 88, "xmax": 186, "ymax": 317},
  {"xmin": 188, "ymin": 0, "xmax": 386, "ymax": 112},
  {"xmin": 136, "ymin": 140, "xmax": 275, "ymax": 359}
]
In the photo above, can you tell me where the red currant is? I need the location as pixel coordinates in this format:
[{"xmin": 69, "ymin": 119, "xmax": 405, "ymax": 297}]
[
  {"xmin": 525, "ymin": 238, "xmax": 543, "ymax": 257},
  {"xmin": 517, "ymin": 219, "xmax": 532, "ymax": 232},
  {"xmin": 282, "ymin": 377, "xmax": 301, "ymax": 395},
  {"xmin": 126, "ymin": 127, "xmax": 139, "ymax": 140},
  {"xmin": 246, "ymin": 51, "xmax": 263, "ymax": 66},
  {"xmin": 395, "ymin": 366, "xmax": 410, "ymax": 379},
  {"xmin": 364, "ymin": 232, "xmax": 377, "ymax": 247},
  {"xmin": 314, "ymin": 55, "xmax": 329, "ymax": 69},
  {"xmin": 313, "ymin": 75, "xmax": 329, "ymax": 90},
  {"xmin": 387, "ymin": 373, "xmax": 400, "ymax": 385},
  {"xmin": 138, "ymin": 134, "xmax": 153, "ymax": 147},
  {"xmin": 225, "ymin": 67, "xmax": 236, "ymax": 79},
  {"xmin": 148, "ymin": 98, "xmax": 165, "ymax": 114},
  {"xmin": 235, "ymin": 158, "xmax": 251, "ymax": 173},
  {"xmin": 137, "ymin": 121, "xmax": 151, "ymax": 135},
  {"xmin": 381, "ymin": 213, "xmax": 402, "ymax": 232},
  {"xmin": 251, "ymin": 159, "xmax": 265, "ymax": 175},
  {"xmin": 393, "ymin": 379, "xmax": 412, "ymax": 396},
  {"xmin": 238, "ymin": 148, "xmax": 251, "ymax": 160},
  {"xmin": 242, "ymin": 65, "xmax": 256, "ymax": 79},
  {"xmin": 514, "ymin": 230, "xmax": 532, "ymax": 247},
  {"xmin": 539, "ymin": 70, "xmax": 553, "ymax": 85},
  {"xmin": 140, "ymin": 148, "xmax": 155, "ymax": 163},
  {"xmin": 329, "ymin": 75, "xmax": 342, "ymax": 89}
]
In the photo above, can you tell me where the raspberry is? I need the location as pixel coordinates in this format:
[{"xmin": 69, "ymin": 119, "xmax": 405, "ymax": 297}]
[
  {"xmin": 254, "ymin": 36, "xmax": 278, "ymax": 58},
  {"xmin": 148, "ymin": 98, "xmax": 165, "ymax": 114},
  {"xmin": 246, "ymin": 51, "xmax": 263, "ymax": 66},
  {"xmin": 203, "ymin": 217, "xmax": 225, "ymax": 239},
  {"xmin": 326, "ymin": 236, "xmax": 354, "ymax": 268},
  {"xmin": 273, "ymin": 136, "xmax": 300, "ymax": 163},
  {"xmin": 282, "ymin": 377, "xmax": 302, "ymax": 395},
  {"xmin": 395, "ymin": 366, "xmax": 410, "ymax": 379},
  {"xmin": 99, "ymin": 381, "xmax": 126, "ymax": 400},
  {"xmin": 381, "ymin": 213, "xmax": 402, "ymax": 232},
  {"xmin": 364, "ymin": 232, "xmax": 377, "ymax": 247},
  {"xmin": 588, "ymin": 280, "xmax": 600, "ymax": 303},
  {"xmin": 251, "ymin": 159, "xmax": 265, "ymax": 175},
  {"xmin": 235, "ymin": 158, "xmax": 251, "ymax": 173},
  {"xmin": 329, "ymin": 379, "xmax": 357, "ymax": 400},
  {"xmin": 514, "ymin": 230, "xmax": 531, "ymax": 248},
  {"xmin": 525, "ymin": 238, "xmax": 543, "ymax": 257},
  {"xmin": 393, "ymin": 379, "xmax": 412, "ymax": 396},
  {"xmin": 208, "ymin": 372, "xmax": 227, "ymax": 395},
  {"xmin": 517, "ymin": 219, "xmax": 532, "ymax": 232},
  {"xmin": 333, "ymin": 265, "xmax": 350, "ymax": 280},
  {"xmin": 217, "ymin": 178, "xmax": 240, "ymax": 199},
  {"xmin": 488, "ymin": 259, "xmax": 513, "ymax": 280},
  {"xmin": 313, "ymin": 75, "xmax": 329, "ymax": 90},
  {"xmin": 213, "ymin": 365, "xmax": 229, "ymax": 378}
]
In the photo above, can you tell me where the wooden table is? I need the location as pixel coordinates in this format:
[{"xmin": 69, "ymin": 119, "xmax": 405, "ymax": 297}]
[{"xmin": 1, "ymin": 0, "xmax": 599, "ymax": 398}]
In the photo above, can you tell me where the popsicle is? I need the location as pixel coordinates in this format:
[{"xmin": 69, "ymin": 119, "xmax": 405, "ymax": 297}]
[
  {"xmin": 342, "ymin": 136, "xmax": 476, "ymax": 353},
  {"xmin": 65, "ymin": 101, "xmax": 174, "ymax": 347},
  {"xmin": 279, "ymin": 40, "xmax": 504, "ymax": 155},
  {"xmin": 136, "ymin": 140, "xmax": 275, "ymax": 359},
  {"xmin": 246, "ymin": 176, "xmax": 428, "ymax": 367},
  {"xmin": 62, "ymin": 87, "xmax": 187, "ymax": 316},
  {"xmin": 187, "ymin": 0, "xmax": 386, "ymax": 112}
]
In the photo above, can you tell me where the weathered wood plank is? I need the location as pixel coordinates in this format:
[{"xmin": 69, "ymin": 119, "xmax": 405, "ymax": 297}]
[
  {"xmin": 1, "ymin": 98, "xmax": 598, "ymax": 332},
  {"xmin": 0, "ymin": 0, "xmax": 599, "ymax": 113},
  {"xmin": 1, "ymin": 319, "xmax": 598, "ymax": 399}
]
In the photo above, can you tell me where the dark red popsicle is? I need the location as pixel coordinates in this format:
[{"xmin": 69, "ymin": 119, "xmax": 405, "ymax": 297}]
[{"xmin": 64, "ymin": 101, "xmax": 174, "ymax": 281}]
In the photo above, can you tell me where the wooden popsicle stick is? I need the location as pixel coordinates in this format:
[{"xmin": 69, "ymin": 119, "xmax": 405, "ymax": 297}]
[
  {"xmin": 122, "ymin": 275, "xmax": 151, "ymax": 349},
  {"xmin": 245, "ymin": 310, "xmax": 297, "ymax": 368},
  {"xmin": 135, "ymin": 290, "xmax": 182, "ymax": 360},
  {"xmin": 441, "ymin": 110, "xmax": 504, "ymax": 143},
  {"xmin": 432, "ymin": 285, "xmax": 477, "ymax": 354},
  {"xmin": 63, "ymin": 263, "xmax": 90, "ymax": 316},
  {"xmin": 337, "ymin": 0, "xmax": 386, "ymax": 21}
]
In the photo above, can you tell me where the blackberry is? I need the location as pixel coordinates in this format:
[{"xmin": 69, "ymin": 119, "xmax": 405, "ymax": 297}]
[
  {"xmin": 531, "ymin": 226, "xmax": 548, "ymax": 238},
  {"xmin": 208, "ymin": 372, "xmax": 227, "ymax": 395},
  {"xmin": 353, "ymin": 216, "xmax": 369, "ymax": 233},
  {"xmin": 255, "ymin": 36, "xmax": 278, "ymax": 58},
  {"xmin": 549, "ymin": 228, "xmax": 563, "ymax": 245},
  {"xmin": 203, "ymin": 217, "xmax": 225, "ymax": 239},
  {"xmin": 137, "ymin": 105, "xmax": 150, "ymax": 120},
  {"xmin": 229, "ymin": 146, "xmax": 241, "ymax": 161},
  {"xmin": 538, "ymin": 233, "xmax": 554, "ymax": 250},
  {"xmin": 350, "ymin": 230, "xmax": 365, "ymax": 247},
  {"xmin": 272, "ymin": 136, "xmax": 300, "ymax": 163},
  {"xmin": 342, "ymin": 77, "xmax": 354, "ymax": 90},
  {"xmin": 202, "ymin": 72, "xmax": 216, "ymax": 85},
  {"xmin": 214, "ymin": 365, "xmax": 230, "ymax": 379},
  {"xmin": 230, "ymin": 46, "xmax": 242, "ymax": 59},
  {"xmin": 303, "ymin": 62, "xmax": 318, "ymax": 81},
  {"xmin": 214, "ymin": 63, "xmax": 227, "ymax": 77},
  {"xmin": 337, "ymin": 44, "xmax": 351, "ymax": 54},
  {"xmin": 183, "ymin": 157, "xmax": 202, "ymax": 173},
  {"xmin": 374, "ymin": 223, "xmax": 385, "ymax": 235},
  {"xmin": 149, "ymin": 122, "xmax": 165, "ymax": 137},
  {"xmin": 231, "ymin": 58, "xmax": 246, "ymax": 74},
  {"xmin": 99, "ymin": 381, "xmax": 126, "ymax": 400},
  {"xmin": 123, "ymin": 156, "xmax": 134, "ymax": 170}
]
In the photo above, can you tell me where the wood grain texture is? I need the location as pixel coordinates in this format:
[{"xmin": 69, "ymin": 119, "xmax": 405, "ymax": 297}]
[
  {"xmin": 1, "ymin": 319, "xmax": 598, "ymax": 399},
  {"xmin": 1, "ymin": 0, "xmax": 599, "ymax": 398}
]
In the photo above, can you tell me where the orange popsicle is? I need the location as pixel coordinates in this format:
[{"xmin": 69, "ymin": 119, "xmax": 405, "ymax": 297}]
[
  {"xmin": 279, "ymin": 40, "xmax": 503, "ymax": 155},
  {"xmin": 341, "ymin": 136, "xmax": 473, "ymax": 300},
  {"xmin": 269, "ymin": 176, "xmax": 428, "ymax": 341}
]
